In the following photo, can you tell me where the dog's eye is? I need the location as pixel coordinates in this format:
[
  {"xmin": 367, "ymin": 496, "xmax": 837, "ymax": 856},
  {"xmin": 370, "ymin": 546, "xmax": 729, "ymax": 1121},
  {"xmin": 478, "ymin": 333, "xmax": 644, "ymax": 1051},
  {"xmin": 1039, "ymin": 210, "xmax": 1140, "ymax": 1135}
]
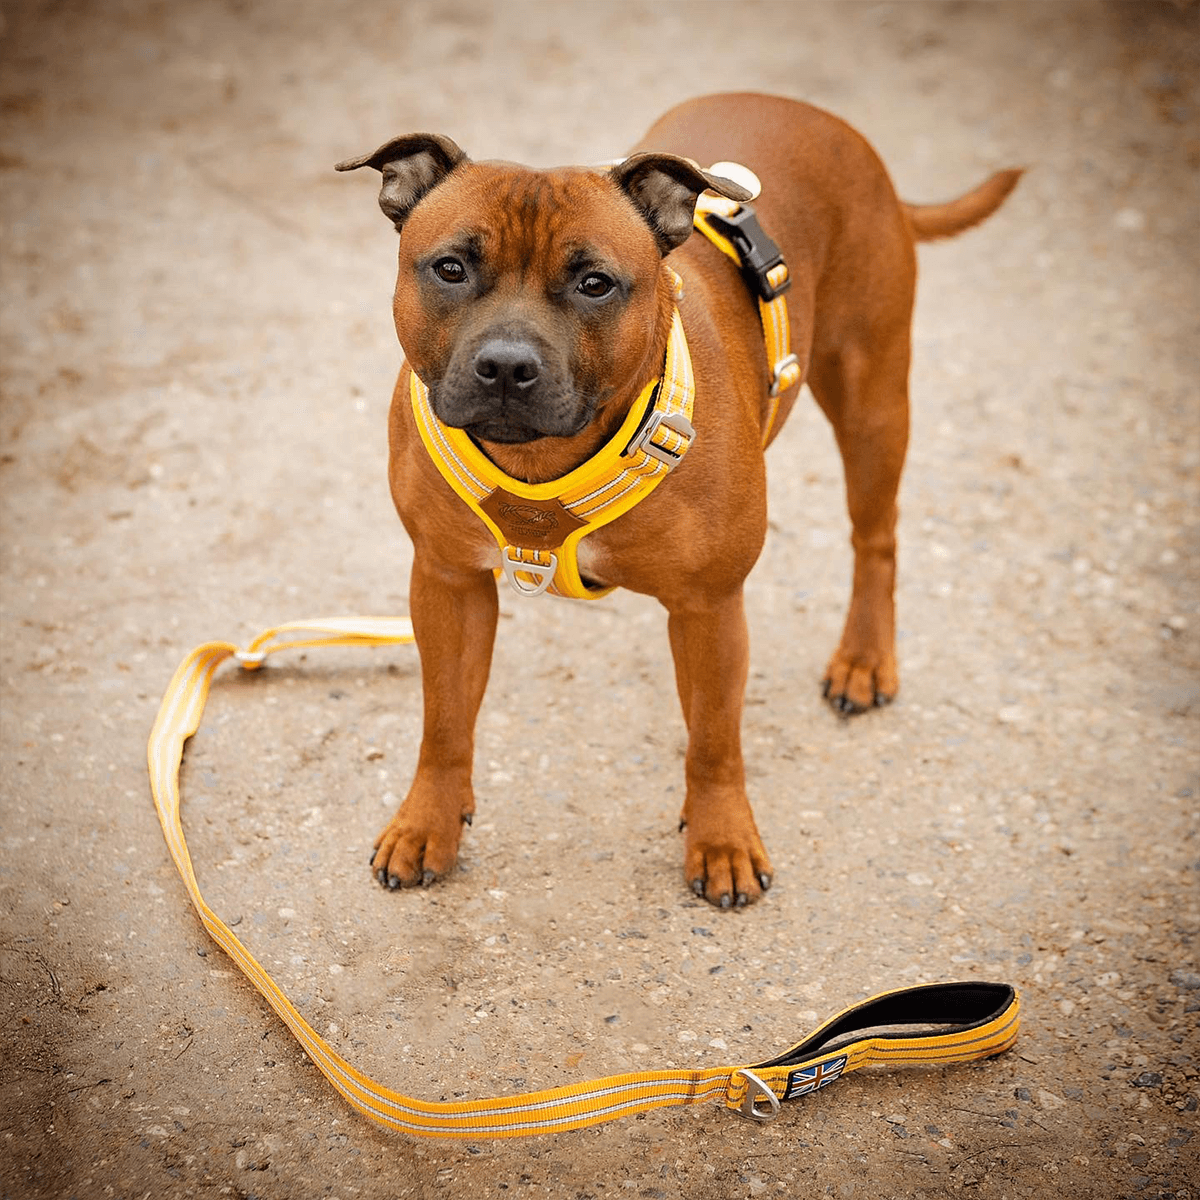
[
  {"xmin": 577, "ymin": 272, "xmax": 615, "ymax": 299},
  {"xmin": 433, "ymin": 257, "xmax": 467, "ymax": 284}
]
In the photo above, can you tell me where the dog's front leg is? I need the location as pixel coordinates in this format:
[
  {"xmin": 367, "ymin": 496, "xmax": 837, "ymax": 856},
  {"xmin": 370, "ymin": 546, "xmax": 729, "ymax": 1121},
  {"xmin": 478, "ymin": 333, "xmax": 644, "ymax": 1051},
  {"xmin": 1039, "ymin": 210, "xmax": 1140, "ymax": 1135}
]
[
  {"xmin": 371, "ymin": 555, "xmax": 498, "ymax": 888},
  {"xmin": 667, "ymin": 588, "xmax": 772, "ymax": 908}
]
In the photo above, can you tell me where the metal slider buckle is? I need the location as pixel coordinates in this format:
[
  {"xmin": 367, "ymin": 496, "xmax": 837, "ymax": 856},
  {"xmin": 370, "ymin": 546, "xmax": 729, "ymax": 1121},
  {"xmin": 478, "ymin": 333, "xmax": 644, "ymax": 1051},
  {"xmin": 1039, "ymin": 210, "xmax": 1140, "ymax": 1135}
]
[
  {"xmin": 234, "ymin": 649, "xmax": 267, "ymax": 669},
  {"xmin": 732, "ymin": 1069, "xmax": 781, "ymax": 1123},
  {"xmin": 769, "ymin": 353, "xmax": 800, "ymax": 397},
  {"xmin": 704, "ymin": 206, "xmax": 792, "ymax": 302},
  {"xmin": 624, "ymin": 409, "xmax": 695, "ymax": 468},
  {"xmin": 501, "ymin": 548, "xmax": 557, "ymax": 598}
]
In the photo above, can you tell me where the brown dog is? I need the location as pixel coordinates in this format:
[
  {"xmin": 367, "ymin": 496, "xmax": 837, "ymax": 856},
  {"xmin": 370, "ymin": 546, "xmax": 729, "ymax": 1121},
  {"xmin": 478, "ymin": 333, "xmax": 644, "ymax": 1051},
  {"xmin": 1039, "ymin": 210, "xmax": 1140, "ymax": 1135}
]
[{"xmin": 338, "ymin": 93, "xmax": 1020, "ymax": 909}]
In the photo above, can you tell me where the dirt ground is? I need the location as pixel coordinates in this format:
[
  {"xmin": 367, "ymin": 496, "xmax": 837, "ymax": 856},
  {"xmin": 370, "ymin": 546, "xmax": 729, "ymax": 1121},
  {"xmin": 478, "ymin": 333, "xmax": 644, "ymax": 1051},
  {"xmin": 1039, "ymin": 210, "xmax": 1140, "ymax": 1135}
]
[{"xmin": 2, "ymin": 1, "xmax": 1198, "ymax": 1197}]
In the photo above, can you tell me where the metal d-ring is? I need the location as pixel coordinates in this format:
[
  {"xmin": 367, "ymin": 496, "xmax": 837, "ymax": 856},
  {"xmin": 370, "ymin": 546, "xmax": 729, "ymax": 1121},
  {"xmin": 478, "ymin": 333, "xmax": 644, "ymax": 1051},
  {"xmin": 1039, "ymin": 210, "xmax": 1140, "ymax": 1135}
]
[
  {"xmin": 733, "ymin": 1068, "xmax": 781, "ymax": 1123},
  {"xmin": 500, "ymin": 548, "xmax": 557, "ymax": 598}
]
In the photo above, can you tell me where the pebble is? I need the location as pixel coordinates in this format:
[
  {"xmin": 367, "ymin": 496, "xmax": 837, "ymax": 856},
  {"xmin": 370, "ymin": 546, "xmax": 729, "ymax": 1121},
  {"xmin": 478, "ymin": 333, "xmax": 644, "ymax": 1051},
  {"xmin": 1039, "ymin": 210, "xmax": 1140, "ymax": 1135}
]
[
  {"xmin": 1038, "ymin": 1089, "xmax": 1067, "ymax": 1111},
  {"xmin": 1114, "ymin": 208, "xmax": 1146, "ymax": 232},
  {"xmin": 997, "ymin": 704, "xmax": 1029, "ymax": 725},
  {"xmin": 234, "ymin": 1149, "xmax": 267, "ymax": 1171},
  {"xmin": 1168, "ymin": 969, "xmax": 1200, "ymax": 991}
]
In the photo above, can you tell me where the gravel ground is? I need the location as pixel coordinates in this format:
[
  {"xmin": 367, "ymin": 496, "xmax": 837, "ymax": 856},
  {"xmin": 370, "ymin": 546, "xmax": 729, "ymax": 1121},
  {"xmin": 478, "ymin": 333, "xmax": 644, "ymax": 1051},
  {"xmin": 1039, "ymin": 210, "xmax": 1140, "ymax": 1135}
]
[{"xmin": 1, "ymin": 2, "xmax": 1197, "ymax": 1197}]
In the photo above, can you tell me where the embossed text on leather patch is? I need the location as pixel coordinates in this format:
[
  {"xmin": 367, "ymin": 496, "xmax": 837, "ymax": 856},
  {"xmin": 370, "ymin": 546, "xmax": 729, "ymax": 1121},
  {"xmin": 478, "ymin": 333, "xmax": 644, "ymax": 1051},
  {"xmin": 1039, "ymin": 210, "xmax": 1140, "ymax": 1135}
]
[{"xmin": 479, "ymin": 487, "xmax": 588, "ymax": 549}]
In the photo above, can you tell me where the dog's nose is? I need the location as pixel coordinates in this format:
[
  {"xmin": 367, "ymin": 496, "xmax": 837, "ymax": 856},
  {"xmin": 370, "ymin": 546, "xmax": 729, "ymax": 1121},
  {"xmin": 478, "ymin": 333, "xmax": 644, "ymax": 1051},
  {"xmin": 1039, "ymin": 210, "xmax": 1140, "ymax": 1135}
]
[{"xmin": 473, "ymin": 338, "xmax": 541, "ymax": 391}]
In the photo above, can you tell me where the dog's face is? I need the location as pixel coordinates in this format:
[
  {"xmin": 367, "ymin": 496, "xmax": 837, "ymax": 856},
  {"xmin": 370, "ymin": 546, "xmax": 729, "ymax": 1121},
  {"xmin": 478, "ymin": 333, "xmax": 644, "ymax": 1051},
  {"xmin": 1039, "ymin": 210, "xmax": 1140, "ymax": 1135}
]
[
  {"xmin": 337, "ymin": 137, "xmax": 750, "ymax": 444},
  {"xmin": 394, "ymin": 164, "xmax": 664, "ymax": 443}
]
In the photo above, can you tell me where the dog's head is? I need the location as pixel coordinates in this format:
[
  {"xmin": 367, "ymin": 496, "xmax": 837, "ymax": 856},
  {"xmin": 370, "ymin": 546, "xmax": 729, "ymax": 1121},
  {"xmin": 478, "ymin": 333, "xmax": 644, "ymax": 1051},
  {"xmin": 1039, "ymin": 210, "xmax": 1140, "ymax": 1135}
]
[{"xmin": 337, "ymin": 136, "xmax": 748, "ymax": 444}]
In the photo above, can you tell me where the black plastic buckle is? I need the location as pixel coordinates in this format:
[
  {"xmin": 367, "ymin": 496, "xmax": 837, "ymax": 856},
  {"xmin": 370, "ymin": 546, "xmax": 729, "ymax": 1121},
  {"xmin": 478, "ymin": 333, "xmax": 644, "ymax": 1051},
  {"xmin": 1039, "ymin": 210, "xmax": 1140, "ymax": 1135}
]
[{"xmin": 703, "ymin": 206, "xmax": 792, "ymax": 302}]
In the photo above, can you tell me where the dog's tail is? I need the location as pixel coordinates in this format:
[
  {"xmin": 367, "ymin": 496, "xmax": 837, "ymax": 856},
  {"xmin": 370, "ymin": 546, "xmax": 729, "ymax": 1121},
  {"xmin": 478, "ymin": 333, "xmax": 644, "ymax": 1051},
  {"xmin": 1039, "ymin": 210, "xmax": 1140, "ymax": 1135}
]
[{"xmin": 904, "ymin": 168, "xmax": 1024, "ymax": 242}]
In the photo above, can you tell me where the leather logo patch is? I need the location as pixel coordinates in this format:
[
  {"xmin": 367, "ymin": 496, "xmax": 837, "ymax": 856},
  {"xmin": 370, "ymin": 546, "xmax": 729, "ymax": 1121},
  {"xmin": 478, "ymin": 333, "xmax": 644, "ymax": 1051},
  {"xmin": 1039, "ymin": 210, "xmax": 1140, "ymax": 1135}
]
[{"xmin": 480, "ymin": 487, "xmax": 587, "ymax": 549}]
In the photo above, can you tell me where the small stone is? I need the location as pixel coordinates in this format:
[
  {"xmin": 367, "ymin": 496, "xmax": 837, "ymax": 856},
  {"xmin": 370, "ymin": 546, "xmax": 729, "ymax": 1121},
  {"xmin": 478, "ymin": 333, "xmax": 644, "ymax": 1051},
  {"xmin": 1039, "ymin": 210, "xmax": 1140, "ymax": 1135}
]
[
  {"xmin": 885, "ymin": 1114, "xmax": 907, "ymax": 1125},
  {"xmin": 234, "ymin": 1148, "xmax": 268, "ymax": 1171},
  {"xmin": 1168, "ymin": 969, "xmax": 1200, "ymax": 991},
  {"xmin": 1132, "ymin": 1072, "xmax": 1162, "ymax": 1089},
  {"xmin": 1038, "ymin": 1089, "xmax": 1067, "ymax": 1111},
  {"xmin": 997, "ymin": 704, "xmax": 1028, "ymax": 725},
  {"xmin": 1015, "ymin": 1087, "xmax": 1032, "ymax": 1102}
]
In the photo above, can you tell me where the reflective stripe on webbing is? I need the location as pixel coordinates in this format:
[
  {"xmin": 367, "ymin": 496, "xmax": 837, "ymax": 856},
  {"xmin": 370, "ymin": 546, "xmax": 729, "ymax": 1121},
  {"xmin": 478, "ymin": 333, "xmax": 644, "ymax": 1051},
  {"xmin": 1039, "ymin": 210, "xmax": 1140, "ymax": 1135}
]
[{"xmin": 148, "ymin": 619, "xmax": 1020, "ymax": 1138}]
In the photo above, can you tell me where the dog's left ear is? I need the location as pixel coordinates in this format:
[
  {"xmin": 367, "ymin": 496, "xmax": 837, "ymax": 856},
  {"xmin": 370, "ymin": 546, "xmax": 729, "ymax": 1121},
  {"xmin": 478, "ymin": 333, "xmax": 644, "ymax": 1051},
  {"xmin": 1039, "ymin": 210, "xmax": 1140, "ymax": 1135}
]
[
  {"xmin": 610, "ymin": 153, "xmax": 752, "ymax": 255},
  {"xmin": 336, "ymin": 133, "xmax": 468, "ymax": 232}
]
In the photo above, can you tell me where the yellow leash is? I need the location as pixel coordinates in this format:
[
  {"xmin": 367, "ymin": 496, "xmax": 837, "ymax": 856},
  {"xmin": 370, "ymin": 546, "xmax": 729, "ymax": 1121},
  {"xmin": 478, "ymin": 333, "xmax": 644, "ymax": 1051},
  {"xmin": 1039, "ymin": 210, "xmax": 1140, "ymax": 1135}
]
[{"xmin": 148, "ymin": 619, "xmax": 1020, "ymax": 1138}]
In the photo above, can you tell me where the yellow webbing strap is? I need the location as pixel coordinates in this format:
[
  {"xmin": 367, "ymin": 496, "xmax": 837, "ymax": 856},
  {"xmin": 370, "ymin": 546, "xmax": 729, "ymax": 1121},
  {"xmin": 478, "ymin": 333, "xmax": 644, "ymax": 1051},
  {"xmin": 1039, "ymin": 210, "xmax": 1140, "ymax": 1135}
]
[
  {"xmin": 692, "ymin": 193, "xmax": 803, "ymax": 444},
  {"xmin": 148, "ymin": 619, "xmax": 1020, "ymax": 1138}
]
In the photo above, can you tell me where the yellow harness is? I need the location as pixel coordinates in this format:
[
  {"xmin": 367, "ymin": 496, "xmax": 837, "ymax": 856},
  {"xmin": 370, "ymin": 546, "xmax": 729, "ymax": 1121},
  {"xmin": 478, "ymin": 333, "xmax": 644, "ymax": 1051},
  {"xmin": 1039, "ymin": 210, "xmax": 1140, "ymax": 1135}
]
[{"xmin": 413, "ymin": 195, "xmax": 804, "ymax": 601}]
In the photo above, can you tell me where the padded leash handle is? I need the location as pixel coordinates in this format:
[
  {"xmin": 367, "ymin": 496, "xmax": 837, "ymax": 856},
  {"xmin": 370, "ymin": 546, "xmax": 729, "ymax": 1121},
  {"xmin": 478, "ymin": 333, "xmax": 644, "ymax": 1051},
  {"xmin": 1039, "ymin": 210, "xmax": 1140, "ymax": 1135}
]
[{"xmin": 148, "ymin": 618, "xmax": 1019, "ymax": 1138}]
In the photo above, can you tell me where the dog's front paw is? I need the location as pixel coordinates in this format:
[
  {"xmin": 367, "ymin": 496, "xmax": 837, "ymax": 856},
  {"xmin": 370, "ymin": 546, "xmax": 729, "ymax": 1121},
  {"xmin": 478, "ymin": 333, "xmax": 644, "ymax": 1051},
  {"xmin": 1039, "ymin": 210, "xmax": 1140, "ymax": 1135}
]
[
  {"xmin": 370, "ymin": 788, "xmax": 473, "ymax": 890},
  {"xmin": 681, "ymin": 795, "xmax": 772, "ymax": 909},
  {"xmin": 822, "ymin": 645, "xmax": 898, "ymax": 715}
]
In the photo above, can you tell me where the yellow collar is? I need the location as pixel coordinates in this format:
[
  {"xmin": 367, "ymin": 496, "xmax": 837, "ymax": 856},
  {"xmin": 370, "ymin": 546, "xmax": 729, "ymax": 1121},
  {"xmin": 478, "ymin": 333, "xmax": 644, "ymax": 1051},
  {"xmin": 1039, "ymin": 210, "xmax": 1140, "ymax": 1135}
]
[{"xmin": 410, "ymin": 305, "xmax": 696, "ymax": 599}]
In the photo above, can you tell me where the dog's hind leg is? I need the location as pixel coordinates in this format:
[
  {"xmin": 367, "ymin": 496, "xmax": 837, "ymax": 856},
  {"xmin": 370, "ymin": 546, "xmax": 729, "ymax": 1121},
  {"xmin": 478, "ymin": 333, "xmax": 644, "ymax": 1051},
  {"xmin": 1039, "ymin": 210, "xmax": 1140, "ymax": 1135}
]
[{"xmin": 808, "ymin": 332, "xmax": 910, "ymax": 714}]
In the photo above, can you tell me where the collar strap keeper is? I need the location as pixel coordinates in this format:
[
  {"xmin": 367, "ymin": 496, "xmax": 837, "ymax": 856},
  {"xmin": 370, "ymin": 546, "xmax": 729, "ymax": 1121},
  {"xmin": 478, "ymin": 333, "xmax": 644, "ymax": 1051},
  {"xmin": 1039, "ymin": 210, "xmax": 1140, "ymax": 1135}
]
[{"xmin": 623, "ymin": 407, "xmax": 695, "ymax": 468}]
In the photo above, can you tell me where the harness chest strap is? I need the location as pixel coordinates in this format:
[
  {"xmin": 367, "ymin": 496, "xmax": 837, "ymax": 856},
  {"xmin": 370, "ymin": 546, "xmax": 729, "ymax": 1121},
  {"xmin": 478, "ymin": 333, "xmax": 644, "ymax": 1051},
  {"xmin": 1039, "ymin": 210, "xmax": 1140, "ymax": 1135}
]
[
  {"xmin": 411, "ymin": 305, "xmax": 696, "ymax": 601},
  {"xmin": 148, "ymin": 617, "xmax": 1021, "ymax": 1139}
]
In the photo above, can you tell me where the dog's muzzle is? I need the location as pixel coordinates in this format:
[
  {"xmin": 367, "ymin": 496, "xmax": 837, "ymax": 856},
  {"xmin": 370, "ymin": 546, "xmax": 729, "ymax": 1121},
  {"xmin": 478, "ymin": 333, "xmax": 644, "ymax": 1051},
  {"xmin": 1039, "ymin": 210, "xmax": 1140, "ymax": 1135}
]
[{"xmin": 431, "ymin": 333, "xmax": 588, "ymax": 443}]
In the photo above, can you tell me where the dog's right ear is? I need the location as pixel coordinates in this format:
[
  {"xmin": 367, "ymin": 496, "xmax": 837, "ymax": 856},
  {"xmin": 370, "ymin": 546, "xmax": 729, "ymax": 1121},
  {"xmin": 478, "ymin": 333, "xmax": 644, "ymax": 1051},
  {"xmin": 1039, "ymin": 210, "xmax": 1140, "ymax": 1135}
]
[{"xmin": 335, "ymin": 134, "xmax": 468, "ymax": 232}]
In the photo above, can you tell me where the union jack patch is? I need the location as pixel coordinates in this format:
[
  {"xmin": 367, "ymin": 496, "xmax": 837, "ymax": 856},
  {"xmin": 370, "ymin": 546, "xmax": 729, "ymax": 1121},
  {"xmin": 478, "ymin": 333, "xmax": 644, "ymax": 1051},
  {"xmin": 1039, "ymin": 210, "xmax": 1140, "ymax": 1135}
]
[{"xmin": 784, "ymin": 1055, "xmax": 847, "ymax": 1100}]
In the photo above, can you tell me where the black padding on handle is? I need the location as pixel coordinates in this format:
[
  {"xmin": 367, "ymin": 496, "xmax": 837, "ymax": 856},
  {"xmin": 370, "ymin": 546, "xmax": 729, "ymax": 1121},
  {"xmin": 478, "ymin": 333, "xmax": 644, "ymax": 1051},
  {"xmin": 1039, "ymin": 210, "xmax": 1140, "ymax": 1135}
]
[{"xmin": 756, "ymin": 981, "xmax": 1017, "ymax": 1069}]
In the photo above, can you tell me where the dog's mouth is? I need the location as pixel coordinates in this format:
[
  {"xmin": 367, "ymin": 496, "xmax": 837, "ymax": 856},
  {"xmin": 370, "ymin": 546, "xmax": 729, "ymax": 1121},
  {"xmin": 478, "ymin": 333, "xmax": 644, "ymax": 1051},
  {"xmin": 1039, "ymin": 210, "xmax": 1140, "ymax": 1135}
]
[
  {"xmin": 461, "ymin": 417, "xmax": 550, "ymax": 444},
  {"xmin": 459, "ymin": 407, "xmax": 595, "ymax": 444}
]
